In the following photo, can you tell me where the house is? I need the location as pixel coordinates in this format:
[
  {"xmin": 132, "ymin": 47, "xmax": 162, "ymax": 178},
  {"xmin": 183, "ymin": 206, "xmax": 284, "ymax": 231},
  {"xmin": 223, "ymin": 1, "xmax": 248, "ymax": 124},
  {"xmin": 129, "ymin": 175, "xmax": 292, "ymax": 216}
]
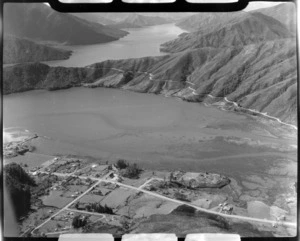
[
  {"xmin": 77, "ymin": 203, "xmax": 87, "ymax": 210},
  {"xmin": 92, "ymin": 190, "xmax": 102, "ymax": 195}
]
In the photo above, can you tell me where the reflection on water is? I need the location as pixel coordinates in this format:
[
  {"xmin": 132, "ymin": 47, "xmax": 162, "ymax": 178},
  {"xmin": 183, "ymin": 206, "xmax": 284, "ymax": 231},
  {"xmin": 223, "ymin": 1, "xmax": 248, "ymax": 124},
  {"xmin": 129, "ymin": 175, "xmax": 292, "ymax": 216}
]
[{"xmin": 44, "ymin": 24, "xmax": 185, "ymax": 67}]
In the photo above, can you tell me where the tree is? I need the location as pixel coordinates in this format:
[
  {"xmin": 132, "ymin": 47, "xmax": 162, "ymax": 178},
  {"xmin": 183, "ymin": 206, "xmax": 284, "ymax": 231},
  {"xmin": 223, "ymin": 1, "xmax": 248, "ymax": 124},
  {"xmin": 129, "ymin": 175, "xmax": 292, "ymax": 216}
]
[
  {"xmin": 122, "ymin": 163, "xmax": 142, "ymax": 179},
  {"xmin": 116, "ymin": 159, "xmax": 128, "ymax": 169},
  {"xmin": 169, "ymin": 172, "xmax": 174, "ymax": 182},
  {"xmin": 85, "ymin": 204, "xmax": 91, "ymax": 212},
  {"xmin": 104, "ymin": 204, "xmax": 114, "ymax": 214},
  {"xmin": 72, "ymin": 215, "xmax": 87, "ymax": 229},
  {"xmin": 89, "ymin": 202, "xmax": 114, "ymax": 214}
]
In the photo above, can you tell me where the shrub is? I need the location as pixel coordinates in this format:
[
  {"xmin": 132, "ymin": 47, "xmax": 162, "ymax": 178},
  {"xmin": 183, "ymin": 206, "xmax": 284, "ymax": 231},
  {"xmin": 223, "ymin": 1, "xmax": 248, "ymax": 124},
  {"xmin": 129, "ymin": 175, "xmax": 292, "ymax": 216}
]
[{"xmin": 174, "ymin": 191, "xmax": 190, "ymax": 202}]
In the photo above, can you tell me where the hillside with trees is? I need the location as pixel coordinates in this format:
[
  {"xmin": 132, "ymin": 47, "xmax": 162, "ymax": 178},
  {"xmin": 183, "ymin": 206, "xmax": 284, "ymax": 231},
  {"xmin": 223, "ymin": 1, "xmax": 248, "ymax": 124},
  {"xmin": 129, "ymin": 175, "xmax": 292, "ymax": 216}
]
[
  {"xmin": 4, "ymin": 3, "xmax": 128, "ymax": 45},
  {"xmin": 4, "ymin": 163, "xmax": 35, "ymax": 219},
  {"xmin": 4, "ymin": 35, "xmax": 72, "ymax": 64}
]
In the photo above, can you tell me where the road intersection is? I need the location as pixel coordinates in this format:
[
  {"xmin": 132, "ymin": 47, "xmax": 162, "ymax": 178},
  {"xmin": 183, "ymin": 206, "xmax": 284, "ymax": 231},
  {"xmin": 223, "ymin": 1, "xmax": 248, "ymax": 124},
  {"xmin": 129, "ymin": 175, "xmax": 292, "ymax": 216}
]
[{"xmin": 27, "ymin": 167, "xmax": 297, "ymax": 237}]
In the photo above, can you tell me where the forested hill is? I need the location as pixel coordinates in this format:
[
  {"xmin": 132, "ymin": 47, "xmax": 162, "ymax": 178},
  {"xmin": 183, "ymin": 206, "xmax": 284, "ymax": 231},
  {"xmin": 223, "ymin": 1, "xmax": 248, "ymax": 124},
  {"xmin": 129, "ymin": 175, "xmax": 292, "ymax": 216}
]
[
  {"xmin": 3, "ymin": 35, "xmax": 72, "ymax": 64},
  {"xmin": 3, "ymin": 38, "xmax": 297, "ymax": 125},
  {"xmin": 4, "ymin": 3, "xmax": 128, "ymax": 45},
  {"xmin": 250, "ymin": 3, "xmax": 296, "ymax": 34},
  {"xmin": 160, "ymin": 11, "xmax": 294, "ymax": 53}
]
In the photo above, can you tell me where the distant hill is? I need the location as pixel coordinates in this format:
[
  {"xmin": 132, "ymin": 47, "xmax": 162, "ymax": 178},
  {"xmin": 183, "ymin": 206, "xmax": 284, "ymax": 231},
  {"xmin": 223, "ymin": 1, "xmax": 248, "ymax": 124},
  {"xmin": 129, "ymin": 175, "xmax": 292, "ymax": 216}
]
[
  {"xmin": 3, "ymin": 39, "xmax": 297, "ymax": 125},
  {"xmin": 107, "ymin": 14, "xmax": 171, "ymax": 29},
  {"xmin": 176, "ymin": 12, "xmax": 247, "ymax": 32},
  {"xmin": 70, "ymin": 13, "xmax": 116, "ymax": 25},
  {"xmin": 3, "ymin": 35, "xmax": 72, "ymax": 64},
  {"xmin": 250, "ymin": 3, "xmax": 296, "ymax": 33},
  {"xmin": 176, "ymin": 3, "xmax": 296, "ymax": 34},
  {"xmin": 140, "ymin": 13, "xmax": 195, "ymax": 21},
  {"xmin": 97, "ymin": 13, "xmax": 194, "ymax": 23},
  {"xmin": 95, "ymin": 13, "xmax": 133, "ymax": 22},
  {"xmin": 4, "ymin": 3, "xmax": 128, "ymax": 45},
  {"xmin": 160, "ymin": 12, "xmax": 293, "ymax": 53}
]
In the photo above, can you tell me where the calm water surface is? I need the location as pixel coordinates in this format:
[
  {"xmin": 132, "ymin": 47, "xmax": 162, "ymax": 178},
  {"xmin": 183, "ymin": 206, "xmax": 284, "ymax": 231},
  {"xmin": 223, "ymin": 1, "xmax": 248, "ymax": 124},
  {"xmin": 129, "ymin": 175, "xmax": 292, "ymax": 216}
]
[
  {"xmin": 3, "ymin": 88, "xmax": 244, "ymax": 160},
  {"xmin": 4, "ymin": 87, "xmax": 285, "ymax": 171},
  {"xmin": 44, "ymin": 24, "xmax": 184, "ymax": 67}
]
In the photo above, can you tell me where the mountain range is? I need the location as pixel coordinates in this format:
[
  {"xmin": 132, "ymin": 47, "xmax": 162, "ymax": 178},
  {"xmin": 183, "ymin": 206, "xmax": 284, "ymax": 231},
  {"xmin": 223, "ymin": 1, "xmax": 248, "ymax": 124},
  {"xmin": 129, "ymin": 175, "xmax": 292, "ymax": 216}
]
[
  {"xmin": 3, "ymin": 3, "xmax": 297, "ymax": 125},
  {"xmin": 250, "ymin": 3, "xmax": 296, "ymax": 33},
  {"xmin": 89, "ymin": 13, "xmax": 193, "ymax": 23},
  {"xmin": 3, "ymin": 38, "xmax": 297, "ymax": 125},
  {"xmin": 160, "ymin": 10, "xmax": 294, "ymax": 53},
  {"xmin": 107, "ymin": 14, "xmax": 171, "ymax": 29},
  {"xmin": 72, "ymin": 13, "xmax": 194, "ymax": 29},
  {"xmin": 4, "ymin": 3, "xmax": 128, "ymax": 45},
  {"xmin": 70, "ymin": 13, "xmax": 117, "ymax": 25}
]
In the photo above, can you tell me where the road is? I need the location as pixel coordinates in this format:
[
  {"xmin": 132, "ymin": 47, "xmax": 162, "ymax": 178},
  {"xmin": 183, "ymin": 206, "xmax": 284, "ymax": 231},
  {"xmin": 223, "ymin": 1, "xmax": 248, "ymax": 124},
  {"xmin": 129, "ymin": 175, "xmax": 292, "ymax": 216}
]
[
  {"xmin": 32, "ymin": 170, "xmax": 297, "ymax": 231},
  {"xmin": 30, "ymin": 171, "xmax": 113, "ymax": 234},
  {"xmin": 84, "ymin": 66, "xmax": 297, "ymax": 131},
  {"xmin": 45, "ymin": 230, "xmax": 70, "ymax": 236},
  {"xmin": 185, "ymin": 83, "xmax": 297, "ymax": 130},
  {"xmin": 31, "ymin": 179, "xmax": 103, "ymax": 234},
  {"xmin": 101, "ymin": 179, "xmax": 297, "ymax": 228}
]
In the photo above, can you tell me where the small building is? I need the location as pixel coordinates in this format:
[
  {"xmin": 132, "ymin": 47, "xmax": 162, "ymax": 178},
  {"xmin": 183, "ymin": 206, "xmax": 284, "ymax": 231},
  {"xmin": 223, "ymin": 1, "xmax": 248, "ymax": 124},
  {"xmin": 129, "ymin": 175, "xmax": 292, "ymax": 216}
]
[{"xmin": 77, "ymin": 203, "xmax": 86, "ymax": 210}]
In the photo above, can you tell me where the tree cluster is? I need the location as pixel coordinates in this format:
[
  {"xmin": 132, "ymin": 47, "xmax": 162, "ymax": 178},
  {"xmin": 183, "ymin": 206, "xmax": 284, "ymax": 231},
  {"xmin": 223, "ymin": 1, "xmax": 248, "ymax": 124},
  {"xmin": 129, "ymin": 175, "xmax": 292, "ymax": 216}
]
[
  {"xmin": 86, "ymin": 203, "xmax": 114, "ymax": 214},
  {"xmin": 121, "ymin": 163, "xmax": 142, "ymax": 179},
  {"xmin": 4, "ymin": 163, "xmax": 35, "ymax": 219},
  {"xmin": 116, "ymin": 159, "xmax": 128, "ymax": 169},
  {"xmin": 72, "ymin": 215, "xmax": 88, "ymax": 229}
]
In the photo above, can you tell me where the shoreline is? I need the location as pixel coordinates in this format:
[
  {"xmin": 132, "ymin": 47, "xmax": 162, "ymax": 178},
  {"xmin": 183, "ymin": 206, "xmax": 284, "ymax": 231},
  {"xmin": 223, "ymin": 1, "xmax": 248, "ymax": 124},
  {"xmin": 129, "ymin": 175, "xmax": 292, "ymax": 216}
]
[{"xmin": 3, "ymin": 83, "xmax": 297, "ymax": 130}]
